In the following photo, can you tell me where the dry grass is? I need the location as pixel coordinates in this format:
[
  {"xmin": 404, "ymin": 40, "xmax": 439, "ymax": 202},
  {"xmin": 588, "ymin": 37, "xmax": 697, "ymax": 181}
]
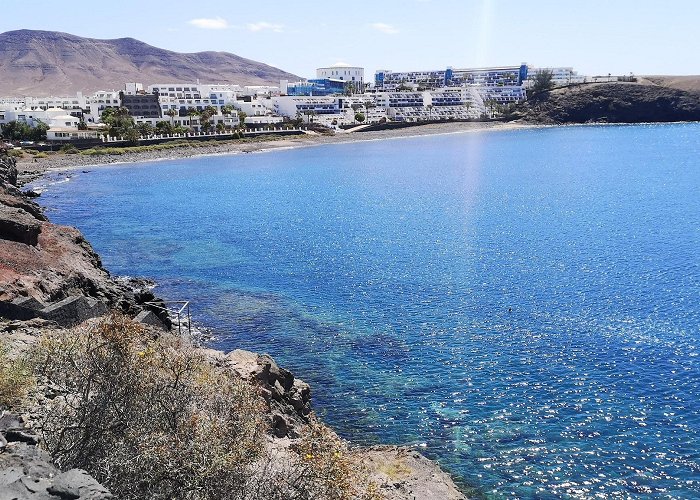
[
  {"xmin": 30, "ymin": 312, "xmax": 382, "ymax": 499},
  {"xmin": 378, "ymin": 459, "xmax": 413, "ymax": 480},
  {"xmin": 0, "ymin": 341, "xmax": 35, "ymax": 409}
]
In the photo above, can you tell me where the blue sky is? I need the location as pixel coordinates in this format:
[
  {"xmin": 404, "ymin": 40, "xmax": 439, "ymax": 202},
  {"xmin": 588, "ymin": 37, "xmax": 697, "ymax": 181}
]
[{"xmin": 1, "ymin": 0, "xmax": 698, "ymax": 78}]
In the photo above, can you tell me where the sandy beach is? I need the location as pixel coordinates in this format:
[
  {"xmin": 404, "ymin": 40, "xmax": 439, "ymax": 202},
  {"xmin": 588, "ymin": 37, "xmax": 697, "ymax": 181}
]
[{"xmin": 16, "ymin": 121, "xmax": 533, "ymax": 185}]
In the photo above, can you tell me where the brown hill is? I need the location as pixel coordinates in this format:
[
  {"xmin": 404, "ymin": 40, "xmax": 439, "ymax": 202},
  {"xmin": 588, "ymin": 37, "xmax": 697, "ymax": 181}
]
[
  {"xmin": 515, "ymin": 82, "xmax": 700, "ymax": 124},
  {"xmin": 640, "ymin": 75, "xmax": 700, "ymax": 93},
  {"xmin": 0, "ymin": 30, "xmax": 300, "ymax": 97}
]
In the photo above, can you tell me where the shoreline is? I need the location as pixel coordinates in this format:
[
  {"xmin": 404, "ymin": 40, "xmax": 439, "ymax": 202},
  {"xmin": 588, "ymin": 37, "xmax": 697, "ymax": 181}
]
[
  {"xmin": 19, "ymin": 120, "xmax": 696, "ymax": 186},
  {"xmin": 1, "ymin": 143, "xmax": 473, "ymax": 498},
  {"xmin": 17, "ymin": 121, "xmax": 534, "ymax": 185}
]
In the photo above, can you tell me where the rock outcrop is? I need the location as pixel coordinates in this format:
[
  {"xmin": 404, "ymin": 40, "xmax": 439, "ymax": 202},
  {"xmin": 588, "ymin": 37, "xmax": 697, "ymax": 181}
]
[
  {"xmin": 364, "ymin": 446, "xmax": 466, "ymax": 500},
  {"xmin": 214, "ymin": 349, "xmax": 312, "ymax": 438},
  {"xmin": 0, "ymin": 412, "xmax": 113, "ymax": 500},
  {"xmin": 515, "ymin": 82, "xmax": 700, "ymax": 124},
  {"xmin": 0, "ymin": 151, "xmax": 167, "ymax": 326}
]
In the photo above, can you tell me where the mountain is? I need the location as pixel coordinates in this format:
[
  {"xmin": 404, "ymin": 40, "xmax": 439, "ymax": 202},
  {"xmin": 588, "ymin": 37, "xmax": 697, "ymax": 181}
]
[{"xmin": 0, "ymin": 30, "xmax": 300, "ymax": 97}]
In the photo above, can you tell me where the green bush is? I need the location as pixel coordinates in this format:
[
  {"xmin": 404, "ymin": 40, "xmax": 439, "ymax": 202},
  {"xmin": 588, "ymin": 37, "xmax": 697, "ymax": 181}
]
[
  {"xmin": 60, "ymin": 144, "xmax": 80, "ymax": 154},
  {"xmin": 79, "ymin": 149, "xmax": 102, "ymax": 156}
]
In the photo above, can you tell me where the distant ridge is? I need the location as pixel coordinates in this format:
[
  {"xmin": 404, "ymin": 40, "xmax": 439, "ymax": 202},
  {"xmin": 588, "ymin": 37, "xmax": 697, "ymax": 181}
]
[
  {"xmin": 515, "ymin": 82, "xmax": 700, "ymax": 124},
  {"xmin": 0, "ymin": 30, "xmax": 300, "ymax": 97}
]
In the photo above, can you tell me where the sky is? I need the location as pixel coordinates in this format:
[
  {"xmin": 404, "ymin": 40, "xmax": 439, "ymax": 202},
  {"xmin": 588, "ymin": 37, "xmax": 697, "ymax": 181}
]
[{"xmin": 1, "ymin": 0, "xmax": 698, "ymax": 79}]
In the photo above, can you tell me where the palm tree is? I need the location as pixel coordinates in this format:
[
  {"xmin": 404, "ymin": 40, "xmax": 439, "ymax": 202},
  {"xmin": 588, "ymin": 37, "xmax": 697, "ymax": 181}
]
[
  {"xmin": 164, "ymin": 109, "xmax": 177, "ymax": 129},
  {"xmin": 186, "ymin": 107, "xmax": 201, "ymax": 132}
]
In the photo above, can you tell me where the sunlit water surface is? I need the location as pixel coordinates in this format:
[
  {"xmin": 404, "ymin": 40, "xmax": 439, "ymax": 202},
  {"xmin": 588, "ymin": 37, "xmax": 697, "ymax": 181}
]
[{"xmin": 35, "ymin": 124, "xmax": 700, "ymax": 498}]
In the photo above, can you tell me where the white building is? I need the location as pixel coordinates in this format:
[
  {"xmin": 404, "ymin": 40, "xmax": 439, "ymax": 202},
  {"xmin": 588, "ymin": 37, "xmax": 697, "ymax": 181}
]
[
  {"xmin": 525, "ymin": 67, "xmax": 586, "ymax": 87},
  {"xmin": 25, "ymin": 94, "xmax": 86, "ymax": 112},
  {"xmin": 372, "ymin": 88, "xmax": 484, "ymax": 122},
  {"xmin": 148, "ymin": 83, "xmax": 230, "ymax": 115},
  {"xmin": 240, "ymin": 85, "xmax": 280, "ymax": 98},
  {"xmin": 124, "ymin": 82, "xmax": 145, "ymax": 95},
  {"xmin": 245, "ymin": 115, "xmax": 283, "ymax": 126},
  {"xmin": 271, "ymin": 96, "xmax": 343, "ymax": 119},
  {"xmin": 374, "ymin": 65, "xmax": 529, "ymax": 105},
  {"xmin": 86, "ymin": 90, "xmax": 121, "ymax": 120},
  {"xmin": 317, "ymin": 64, "xmax": 364, "ymax": 92},
  {"xmin": 47, "ymin": 127, "xmax": 104, "ymax": 142},
  {"xmin": 0, "ymin": 108, "xmax": 47, "ymax": 127},
  {"xmin": 233, "ymin": 99, "xmax": 269, "ymax": 117},
  {"xmin": 0, "ymin": 107, "xmax": 83, "ymax": 128}
]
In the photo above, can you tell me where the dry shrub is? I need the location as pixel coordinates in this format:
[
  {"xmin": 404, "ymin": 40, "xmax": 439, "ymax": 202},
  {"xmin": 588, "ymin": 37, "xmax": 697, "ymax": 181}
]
[
  {"xmin": 31, "ymin": 313, "xmax": 382, "ymax": 499},
  {"xmin": 32, "ymin": 312, "xmax": 266, "ymax": 499},
  {"xmin": 288, "ymin": 419, "xmax": 382, "ymax": 500},
  {"xmin": 0, "ymin": 341, "xmax": 35, "ymax": 409}
]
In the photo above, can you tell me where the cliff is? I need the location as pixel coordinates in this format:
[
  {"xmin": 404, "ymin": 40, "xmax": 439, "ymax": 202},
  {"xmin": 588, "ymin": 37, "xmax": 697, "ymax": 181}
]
[
  {"xmin": 0, "ymin": 153, "xmax": 467, "ymax": 499},
  {"xmin": 0, "ymin": 30, "xmax": 300, "ymax": 97},
  {"xmin": 514, "ymin": 82, "xmax": 700, "ymax": 124}
]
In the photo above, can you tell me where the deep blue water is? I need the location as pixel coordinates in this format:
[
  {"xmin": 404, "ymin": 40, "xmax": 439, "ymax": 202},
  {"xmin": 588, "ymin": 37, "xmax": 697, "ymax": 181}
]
[{"xmin": 34, "ymin": 124, "xmax": 700, "ymax": 498}]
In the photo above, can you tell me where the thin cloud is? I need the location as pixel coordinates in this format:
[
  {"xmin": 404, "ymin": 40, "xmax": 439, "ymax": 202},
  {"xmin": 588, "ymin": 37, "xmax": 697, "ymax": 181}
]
[
  {"xmin": 188, "ymin": 17, "xmax": 230, "ymax": 30},
  {"xmin": 370, "ymin": 23, "xmax": 399, "ymax": 35},
  {"xmin": 247, "ymin": 22, "xmax": 284, "ymax": 33}
]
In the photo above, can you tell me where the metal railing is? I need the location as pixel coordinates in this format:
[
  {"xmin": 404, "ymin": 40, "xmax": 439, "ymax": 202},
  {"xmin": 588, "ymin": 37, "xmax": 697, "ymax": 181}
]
[{"xmin": 143, "ymin": 300, "xmax": 191, "ymax": 335}]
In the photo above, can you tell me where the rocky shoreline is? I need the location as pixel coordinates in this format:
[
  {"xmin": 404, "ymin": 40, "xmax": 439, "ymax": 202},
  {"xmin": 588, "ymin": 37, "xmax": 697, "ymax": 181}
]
[{"xmin": 1, "ymin": 145, "xmax": 468, "ymax": 497}]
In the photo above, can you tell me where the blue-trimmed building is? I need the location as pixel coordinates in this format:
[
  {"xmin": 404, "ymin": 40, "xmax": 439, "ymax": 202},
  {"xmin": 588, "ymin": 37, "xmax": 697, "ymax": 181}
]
[
  {"xmin": 284, "ymin": 78, "xmax": 347, "ymax": 96},
  {"xmin": 375, "ymin": 65, "xmax": 529, "ymax": 91}
]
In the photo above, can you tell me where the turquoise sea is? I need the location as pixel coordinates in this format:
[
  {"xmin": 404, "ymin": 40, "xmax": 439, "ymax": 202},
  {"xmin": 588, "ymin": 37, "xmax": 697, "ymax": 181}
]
[{"xmin": 35, "ymin": 124, "xmax": 700, "ymax": 498}]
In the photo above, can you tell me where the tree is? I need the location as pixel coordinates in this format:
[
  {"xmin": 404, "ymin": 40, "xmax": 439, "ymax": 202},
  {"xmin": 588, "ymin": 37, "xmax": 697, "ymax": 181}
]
[
  {"xmin": 354, "ymin": 112, "xmax": 365, "ymax": 123},
  {"xmin": 529, "ymin": 69, "xmax": 554, "ymax": 98},
  {"xmin": 137, "ymin": 122, "xmax": 155, "ymax": 137},
  {"xmin": 220, "ymin": 105, "xmax": 234, "ymax": 116},
  {"xmin": 1, "ymin": 120, "xmax": 32, "ymax": 141},
  {"xmin": 164, "ymin": 109, "xmax": 178, "ymax": 126},
  {"xmin": 155, "ymin": 121, "xmax": 174, "ymax": 135},
  {"xmin": 199, "ymin": 106, "xmax": 218, "ymax": 133},
  {"xmin": 123, "ymin": 127, "xmax": 140, "ymax": 144},
  {"xmin": 484, "ymin": 99, "xmax": 498, "ymax": 118},
  {"xmin": 101, "ymin": 107, "xmax": 136, "ymax": 138},
  {"xmin": 0, "ymin": 120, "xmax": 48, "ymax": 142},
  {"xmin": 31, "ymin": 120, "xmax": 49, "ymax": 141}
]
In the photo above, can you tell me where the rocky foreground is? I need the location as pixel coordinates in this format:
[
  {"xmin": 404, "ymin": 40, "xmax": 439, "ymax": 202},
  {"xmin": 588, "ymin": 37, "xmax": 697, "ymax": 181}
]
[{"xmin": 0, "ymin": 150, "xmax": 467, "ymax": 499}]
